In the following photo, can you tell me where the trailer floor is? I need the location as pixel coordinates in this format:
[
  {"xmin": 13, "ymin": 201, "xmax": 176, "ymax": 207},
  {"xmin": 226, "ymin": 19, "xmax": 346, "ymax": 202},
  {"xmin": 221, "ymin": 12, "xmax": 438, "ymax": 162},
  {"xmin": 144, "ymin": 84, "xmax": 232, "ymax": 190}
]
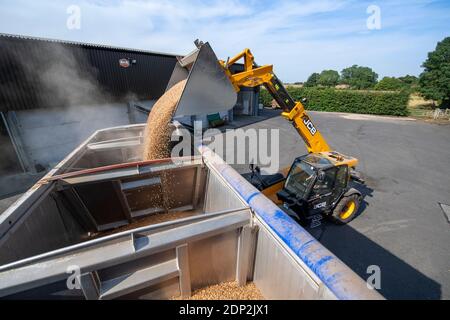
[
  {"xmin": 230, "ymin": 111, "xmax": 450, "ymax": 300},
  {"xmin": 172, "ymin": 281, "xmax": 264, "ymax": 300}
]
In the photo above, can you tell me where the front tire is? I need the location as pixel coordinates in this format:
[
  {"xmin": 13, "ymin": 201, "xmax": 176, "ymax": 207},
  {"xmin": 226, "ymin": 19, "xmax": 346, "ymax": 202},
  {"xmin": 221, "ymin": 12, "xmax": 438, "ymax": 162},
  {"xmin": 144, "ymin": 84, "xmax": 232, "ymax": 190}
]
[{"xmin": 330, "ymin": 194, "xmax": 361, "ymax": 224}]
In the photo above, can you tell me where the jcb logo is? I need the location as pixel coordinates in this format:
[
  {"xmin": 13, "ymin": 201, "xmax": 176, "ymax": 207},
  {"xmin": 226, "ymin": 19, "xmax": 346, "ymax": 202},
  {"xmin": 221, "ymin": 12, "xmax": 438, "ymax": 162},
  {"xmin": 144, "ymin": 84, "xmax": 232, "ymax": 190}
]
[
  {"xmin": 303, "ymin": 116, "xmax": 317, "ymax": 136},
  {"xmin": 314, "ymin": 201, "xmax": 326, "ymax": 209}
]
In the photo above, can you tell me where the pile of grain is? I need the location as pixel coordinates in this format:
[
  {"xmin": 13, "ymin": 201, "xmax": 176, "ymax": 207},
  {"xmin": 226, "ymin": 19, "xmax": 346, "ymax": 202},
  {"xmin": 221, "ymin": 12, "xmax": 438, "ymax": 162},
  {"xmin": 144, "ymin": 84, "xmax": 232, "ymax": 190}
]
[
  {"xmin": 173, "ymin": 281, "xmax": 264, "ymax": 300},
  {"xmin": 142, "ymin": 79, "xmax": 187, "ymax": 161}
]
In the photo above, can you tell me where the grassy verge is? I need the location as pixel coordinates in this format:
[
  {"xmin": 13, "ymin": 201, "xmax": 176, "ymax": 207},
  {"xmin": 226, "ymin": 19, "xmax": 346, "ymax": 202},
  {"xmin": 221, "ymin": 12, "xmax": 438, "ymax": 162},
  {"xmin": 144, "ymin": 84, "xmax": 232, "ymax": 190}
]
[
  {"xmin": 407, "ymin": 93, "xmax": 450, "ymax": 123},
  {"xmin": 407, "ymin": 93, "xmax": 435, "ymax": 118}
]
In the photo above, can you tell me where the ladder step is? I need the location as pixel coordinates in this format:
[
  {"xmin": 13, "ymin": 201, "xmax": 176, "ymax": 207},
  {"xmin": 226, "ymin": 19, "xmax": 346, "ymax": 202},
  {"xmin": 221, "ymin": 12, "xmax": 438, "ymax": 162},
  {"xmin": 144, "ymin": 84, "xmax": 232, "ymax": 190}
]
[
  {"xmin": 100, "ymin": 259, "xmax": 179, "ymax": 300},
  {"xmin": 121, "ymin": 176, "xmax": 161, "ymax": 191},
  {"xmin": 130, "ymin": 207, "xmax": 165, "ymax": 218}
]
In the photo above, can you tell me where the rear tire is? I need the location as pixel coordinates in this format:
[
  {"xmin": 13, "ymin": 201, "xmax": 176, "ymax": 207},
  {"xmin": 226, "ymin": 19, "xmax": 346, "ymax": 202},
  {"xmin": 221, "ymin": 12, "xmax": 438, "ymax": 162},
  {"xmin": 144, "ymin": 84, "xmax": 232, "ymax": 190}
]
[{"xmin": 330, "ymin": 194, "xmax": 361, "ymax": 224}]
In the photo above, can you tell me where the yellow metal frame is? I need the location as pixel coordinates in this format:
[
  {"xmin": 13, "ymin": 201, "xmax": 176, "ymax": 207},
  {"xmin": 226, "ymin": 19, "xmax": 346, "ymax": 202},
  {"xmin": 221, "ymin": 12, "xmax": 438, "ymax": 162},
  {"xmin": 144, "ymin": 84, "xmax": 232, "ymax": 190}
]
[
  {"xmin": 281, "ymin": 103, "xmax": 331, "ymax": 153},
  {"xmin": 220, "ymin": 49, "xmax": 274, "ymax": 91},
  {"xmin": 220, "ymin": 48, "xmax": 333, "ymax": 155}
]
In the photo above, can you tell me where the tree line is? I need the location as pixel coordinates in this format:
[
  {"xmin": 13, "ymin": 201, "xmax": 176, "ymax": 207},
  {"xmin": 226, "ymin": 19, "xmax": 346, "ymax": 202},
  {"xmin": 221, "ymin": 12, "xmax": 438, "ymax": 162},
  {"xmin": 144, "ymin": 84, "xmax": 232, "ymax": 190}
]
[
  {"xmin": 301, "ymin": 36, "xmax": 449, "ymax": 108},
  {"xmin": 303, "ymin": 66, "xmax": 418, "ymax": 91}
]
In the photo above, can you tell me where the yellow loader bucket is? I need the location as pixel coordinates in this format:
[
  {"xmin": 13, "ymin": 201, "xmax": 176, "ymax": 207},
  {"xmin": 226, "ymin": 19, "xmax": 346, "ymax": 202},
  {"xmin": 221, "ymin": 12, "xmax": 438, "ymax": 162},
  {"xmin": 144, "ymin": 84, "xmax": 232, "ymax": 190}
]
[{"xmin": 166, "ymin": 41, "xmax": 237, "ymax": 118}]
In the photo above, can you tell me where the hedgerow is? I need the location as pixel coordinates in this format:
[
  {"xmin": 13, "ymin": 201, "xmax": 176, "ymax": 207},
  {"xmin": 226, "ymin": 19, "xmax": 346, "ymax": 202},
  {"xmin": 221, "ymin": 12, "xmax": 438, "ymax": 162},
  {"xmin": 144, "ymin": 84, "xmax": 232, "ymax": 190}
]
[{"xmin": 260, "ymin": 87, "xmax": 410, "ymax": 116}]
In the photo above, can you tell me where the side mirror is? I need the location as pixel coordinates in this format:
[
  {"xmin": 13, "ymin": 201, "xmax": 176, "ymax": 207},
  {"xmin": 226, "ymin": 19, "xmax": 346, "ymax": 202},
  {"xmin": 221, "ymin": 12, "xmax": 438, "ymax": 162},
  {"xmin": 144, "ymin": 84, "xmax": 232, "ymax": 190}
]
[
  {"xmin": 301, "ymin": 97, "xmax": 308, "ymax": 103},
  {"xmin": 255, "ymin": 166, "xmax": 261, "ymax": 174},
  {"xmin": 317, "ymin": 171, "xmax": 325, "ymax": 182}
]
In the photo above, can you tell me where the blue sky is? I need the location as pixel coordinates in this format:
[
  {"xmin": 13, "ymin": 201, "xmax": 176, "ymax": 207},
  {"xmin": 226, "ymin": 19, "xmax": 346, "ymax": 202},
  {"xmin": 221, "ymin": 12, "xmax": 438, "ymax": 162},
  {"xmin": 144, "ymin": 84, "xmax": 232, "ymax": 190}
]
[{"xmin": 0, "ymin": 0, "xmax": 449, "ymax": 82}]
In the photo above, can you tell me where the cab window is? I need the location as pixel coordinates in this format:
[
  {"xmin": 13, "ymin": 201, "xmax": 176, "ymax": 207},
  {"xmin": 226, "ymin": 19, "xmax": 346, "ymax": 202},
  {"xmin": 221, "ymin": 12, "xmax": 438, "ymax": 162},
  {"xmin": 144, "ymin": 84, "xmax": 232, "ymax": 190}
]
[
  {"xmin": 284, "ymin": 161, "xmax": 315, "ymax": 199},
  {"xmin": 335, "ymin": 165, "xmax": 348, "ymax": 189},
  {"xmin": 311, "ymin": 167, "xmax": 337, "ymax": 197}
]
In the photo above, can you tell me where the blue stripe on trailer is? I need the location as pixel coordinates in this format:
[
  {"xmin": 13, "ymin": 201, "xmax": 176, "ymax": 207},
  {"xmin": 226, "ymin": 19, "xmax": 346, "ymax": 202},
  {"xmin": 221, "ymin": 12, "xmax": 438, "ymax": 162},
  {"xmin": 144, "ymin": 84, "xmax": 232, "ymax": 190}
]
[{"xmin": 208, "ymin": 159, "xmax": 367, "ymax": 300}]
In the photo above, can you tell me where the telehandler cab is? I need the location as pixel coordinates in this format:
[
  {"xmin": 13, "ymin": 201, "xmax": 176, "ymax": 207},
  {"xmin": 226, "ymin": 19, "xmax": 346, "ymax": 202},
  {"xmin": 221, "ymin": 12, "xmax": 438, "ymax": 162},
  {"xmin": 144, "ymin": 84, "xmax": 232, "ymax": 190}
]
[{"xmin": 244, "ymin": 153, "xmax": 364, "ymax": 227}]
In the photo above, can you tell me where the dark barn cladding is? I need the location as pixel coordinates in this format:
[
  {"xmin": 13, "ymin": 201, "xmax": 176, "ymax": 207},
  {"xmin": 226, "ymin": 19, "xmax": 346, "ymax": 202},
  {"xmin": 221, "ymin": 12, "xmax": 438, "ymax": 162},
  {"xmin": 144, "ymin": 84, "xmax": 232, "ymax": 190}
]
[{"xmin": 0, "ymin": 33, "xmax": 178, "ymax": 111}]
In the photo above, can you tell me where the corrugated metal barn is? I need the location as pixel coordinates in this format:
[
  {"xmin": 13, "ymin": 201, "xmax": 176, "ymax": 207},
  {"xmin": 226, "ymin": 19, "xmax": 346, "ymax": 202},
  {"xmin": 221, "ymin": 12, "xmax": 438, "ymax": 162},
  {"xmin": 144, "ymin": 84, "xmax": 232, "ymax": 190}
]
[
  {"xmin": 0, "ymin": 34, "xmax": 260, "ymax": 198},
  {"xmin": 0, "ymin": 34, "xmax": 183, "ymax": 198},
  {"xmin": 0, "ymin": 33, "xmax": 178, "ymax": 111}
]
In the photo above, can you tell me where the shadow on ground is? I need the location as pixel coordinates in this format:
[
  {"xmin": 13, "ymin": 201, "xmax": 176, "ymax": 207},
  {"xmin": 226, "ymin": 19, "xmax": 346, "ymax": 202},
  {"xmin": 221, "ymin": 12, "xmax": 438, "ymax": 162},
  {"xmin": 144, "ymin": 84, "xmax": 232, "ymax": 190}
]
[{"xmin": 307, "ymin": 183, "xmax": 441, "ymax": 300}]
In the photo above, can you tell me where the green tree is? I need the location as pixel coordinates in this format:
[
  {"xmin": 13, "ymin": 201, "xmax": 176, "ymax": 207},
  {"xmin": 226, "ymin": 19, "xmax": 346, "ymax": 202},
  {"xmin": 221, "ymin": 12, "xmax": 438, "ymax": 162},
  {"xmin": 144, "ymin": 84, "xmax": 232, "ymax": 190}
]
[
  {"xmin": 398, "ymin": 75, "xmax": 418, "ymax": 86},
  {"xmin": 375, "ymin": 77, "xmax": 404, "ymax": 91},
  {"xmin": 419, "ymin": 37, "xmax": 450, "ymax": 107},
  {"xmin": 304, "ymin": 72, "xmax": 320, "ymax": 87},
  {"xmin": 318, "ymin": 70, "xmax": 340, "ymax": 87},
  {"xmin": 340, "ymin": 65, "xmax": 378, "ymax": 89}
]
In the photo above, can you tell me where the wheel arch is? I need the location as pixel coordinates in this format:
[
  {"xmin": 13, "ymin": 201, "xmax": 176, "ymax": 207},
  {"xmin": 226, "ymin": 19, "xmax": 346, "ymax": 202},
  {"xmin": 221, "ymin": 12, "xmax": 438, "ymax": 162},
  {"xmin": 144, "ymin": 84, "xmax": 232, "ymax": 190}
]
[{"xmin": 344, "ymin": 187, "xmax": 362, "ymax": 198}]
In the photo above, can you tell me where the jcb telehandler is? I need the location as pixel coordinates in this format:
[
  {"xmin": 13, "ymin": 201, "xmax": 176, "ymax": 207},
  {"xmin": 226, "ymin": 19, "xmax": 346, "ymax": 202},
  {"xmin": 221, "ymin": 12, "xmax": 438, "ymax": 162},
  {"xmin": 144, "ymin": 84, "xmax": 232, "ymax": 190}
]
[{"xmin": 170, "ymin": 40, "xmax": 365, "ymax": 228}]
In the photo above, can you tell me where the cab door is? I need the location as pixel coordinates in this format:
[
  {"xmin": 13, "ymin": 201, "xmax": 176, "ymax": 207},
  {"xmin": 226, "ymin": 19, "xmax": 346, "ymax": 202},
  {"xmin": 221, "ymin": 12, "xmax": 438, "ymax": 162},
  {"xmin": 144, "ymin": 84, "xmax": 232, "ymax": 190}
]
[
  {"xmin": 330, "ymin": 165, "xmax": 349, "ymax": 207},
  {"xmin": 307, "ymin": 166, "xmax": 338, "ymax": 215}
]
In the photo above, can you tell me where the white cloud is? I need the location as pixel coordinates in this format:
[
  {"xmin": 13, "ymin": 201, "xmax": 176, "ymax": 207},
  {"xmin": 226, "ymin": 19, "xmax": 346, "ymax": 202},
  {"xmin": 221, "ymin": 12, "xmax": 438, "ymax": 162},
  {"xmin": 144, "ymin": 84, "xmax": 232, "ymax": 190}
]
[{"xmin": 0, "ymin": 0, "xmax": 448, "ymax": 81}]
